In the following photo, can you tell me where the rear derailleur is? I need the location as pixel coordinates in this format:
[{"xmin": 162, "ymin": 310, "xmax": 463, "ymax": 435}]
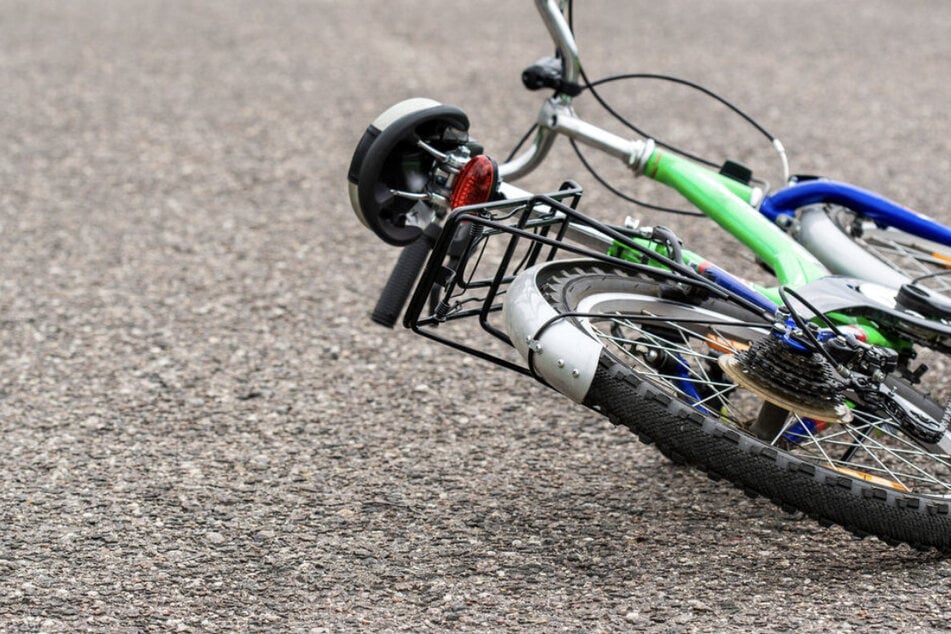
[{"xmin": 720, "ymin": 306, "xmax": 951, "ymax": 453}]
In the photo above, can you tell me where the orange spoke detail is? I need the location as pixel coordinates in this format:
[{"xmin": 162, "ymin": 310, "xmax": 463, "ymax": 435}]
[
  {"xmin": 831, "ymin": 466, "xmax": 910, "ymax": 492},
  {"xmin": 931, "ymin": 251, "xmax": 951, "ymax": 268}
]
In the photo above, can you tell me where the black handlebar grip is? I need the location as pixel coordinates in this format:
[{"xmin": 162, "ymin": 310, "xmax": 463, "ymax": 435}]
[{"xmin": 370, "ymin": 225, "xmax": 440, "ymax": 328}]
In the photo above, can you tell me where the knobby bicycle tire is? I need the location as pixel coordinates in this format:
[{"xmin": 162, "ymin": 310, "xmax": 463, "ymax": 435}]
[{"xmin": 504, "ymin": 259, "xmax": 951, "ymax": 551}]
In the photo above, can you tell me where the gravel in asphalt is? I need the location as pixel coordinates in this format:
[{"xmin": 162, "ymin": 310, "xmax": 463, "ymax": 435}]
[{"xmin": 1, "ymin": 1, "xmax": 949, "ymax": 631}]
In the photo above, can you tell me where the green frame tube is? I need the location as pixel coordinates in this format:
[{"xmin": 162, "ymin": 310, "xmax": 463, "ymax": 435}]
[
  {"xmin": 643, "ymin": 149, "xmax": 828, "ymax": 288},
  {"xmin": 634, "ymin": 148, "xmax": 910, "ymax": 348}
]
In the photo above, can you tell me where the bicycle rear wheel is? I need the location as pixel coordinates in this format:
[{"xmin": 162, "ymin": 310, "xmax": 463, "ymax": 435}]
[{"xmin": 504, "ymin": 259, "xmax": 951, "ymax": 551}]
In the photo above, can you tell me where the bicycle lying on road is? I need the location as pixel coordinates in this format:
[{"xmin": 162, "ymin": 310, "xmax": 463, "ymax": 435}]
[{"xmin": 346, "ymin": 0, "xmax": 951, "ymax": 551}]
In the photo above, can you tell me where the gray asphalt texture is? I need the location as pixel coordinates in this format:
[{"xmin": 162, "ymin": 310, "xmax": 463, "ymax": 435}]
[{"xmin": 2, "ymin": 0, "xmax": 950, "ymax": 631}]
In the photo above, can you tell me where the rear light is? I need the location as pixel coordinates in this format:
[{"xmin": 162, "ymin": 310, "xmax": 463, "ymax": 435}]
[{"xmin": 449, "ymin": 155, "xmax": 498, "ymax": 209}]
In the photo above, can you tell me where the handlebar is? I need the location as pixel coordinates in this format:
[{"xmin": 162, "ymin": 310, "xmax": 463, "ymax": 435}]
[
  {"xmin": 372, "ymin": 0, "xmax": 582, "ymax": 324},
  {"xmin": 499, "ymin": 0, "xmax": 583, "ymax": 181},
  {"xmin": 502, "ymin": 0, "xmax": 654, "ymax": 183}
]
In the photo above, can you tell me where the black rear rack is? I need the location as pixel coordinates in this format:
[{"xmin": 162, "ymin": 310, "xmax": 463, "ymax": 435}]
[{"xmin": 402, "ymin": 181, "xmax": 749, "ymax": 375}]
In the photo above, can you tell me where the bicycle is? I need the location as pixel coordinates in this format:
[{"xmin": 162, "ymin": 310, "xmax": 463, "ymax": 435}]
[{"xmin": 345, "ymin": 0, "xmax": 951, "ymax": 550}]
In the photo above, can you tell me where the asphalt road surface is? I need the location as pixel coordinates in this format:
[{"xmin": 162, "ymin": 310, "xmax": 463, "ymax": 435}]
[{"xmin": 1, "ymin": 0, "xmax": 949, "ymax": 631}]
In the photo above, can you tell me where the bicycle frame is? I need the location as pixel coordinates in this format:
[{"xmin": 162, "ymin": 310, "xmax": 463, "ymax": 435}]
[
  {"xmin": 761, "ymin": 180, "xmax": 951, "ymax": 244},
  {"xmin": 499, "ymin": 0, "xmax": 949, "ymax": 293},
  {"xmin": 502, "ymin": 93, "xmax": 830, "ymax": 288}
]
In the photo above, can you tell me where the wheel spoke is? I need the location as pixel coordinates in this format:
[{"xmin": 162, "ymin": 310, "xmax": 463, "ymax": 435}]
[
  {"xmin": 597, "ymin": 314, "xmax": 747, "ymax": 419},
  {"xmin": 862, "ymin": 231, "xmax": 951, "ymax": 292},
  {"xmin": 761, "ymin": 407, "xmax": 951, "ymax": 492}
]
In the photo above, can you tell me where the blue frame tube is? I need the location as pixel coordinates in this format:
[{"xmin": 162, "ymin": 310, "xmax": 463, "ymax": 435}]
[
  {"xmin": 693, "ymin": 261, "xmax": 779, "ymax": 313},
  {"xmin": 761, "ymin": 180, "xmax": 951, "ymax": 246}
]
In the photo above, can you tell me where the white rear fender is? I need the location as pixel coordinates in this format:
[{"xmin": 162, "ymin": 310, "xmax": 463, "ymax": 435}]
[{"xmin": 503, "ymin": 265, "xmax": 602, "ymax": 403}]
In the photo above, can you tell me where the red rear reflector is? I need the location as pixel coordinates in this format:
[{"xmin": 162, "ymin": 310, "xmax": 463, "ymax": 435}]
[{"xmin": 449, "ymin": 155, "xmax": 497, "ymax": 209}]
